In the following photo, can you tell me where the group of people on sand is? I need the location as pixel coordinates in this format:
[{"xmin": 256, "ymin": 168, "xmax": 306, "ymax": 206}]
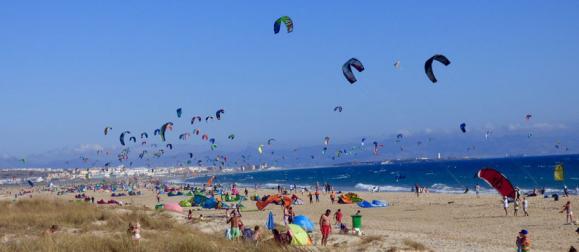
[
  {"xmin": 225, "ymin": 207, "xmax": 262, "ymax": 243},
  {"xmin": 413, "ymin": 184, "xmax": 430, "ymax": 197},
  {"xmin": 503, "ymin": 196, "xmax": 529, "ymax": 217}
]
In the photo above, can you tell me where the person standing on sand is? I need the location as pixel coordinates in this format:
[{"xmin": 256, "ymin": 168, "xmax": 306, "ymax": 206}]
[
  {"xmin": 415, "ymin": 184, "xmax": 420, "ymax": 197},
  {"xmin": 514, "ymin": 198, "xmax": 520, "ymax": 216},
  {"xmin": 308, "ymin": 192, "xmax": 313, "ymax": 204},
  {"xmin": 283, "ymin": 206, "xmax": 290, "ymax": 226},
  {"xmin": 560, "ymin": 201, "xmax": 575, "ymax": 224},
  {"xmin": 523, "ymin": 197, "xmax": 529, "ymax": 216},
  {"xmin": 503, "ymin": 196, "xmax": 509, "ymax": 216},
  {"xmin": 330, "ymin": 191, "xmax": 336, "ymax": 204},
  {"xmin": 516, "ymin": 229, "xmax": 530, "ymax": 252},
  {"xmin": 288, "ymin": 207, "xmax": 295, "ymax": 224},
  {"xmin": 315, "ymin": 190, "xmax": 320, "ymax": 203},
  {"xmin": 319, "ymin": 209, "xmax": 332, "ymax": 246},
  {"xmin": 475, "ymin": 184, "xmax": 480, "ymax": 198},
  {"xmin": 227, "ymin": 212, "xmax": 242, "ymax": 241},
  {"xmin": 334, "ymin": 209, "xmax": 343, "ymax": 226}
]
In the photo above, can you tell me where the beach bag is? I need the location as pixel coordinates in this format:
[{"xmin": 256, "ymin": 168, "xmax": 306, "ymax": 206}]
[{"xmin": 242, "ymin": 228, "xmax": 253, "ymax": 240}]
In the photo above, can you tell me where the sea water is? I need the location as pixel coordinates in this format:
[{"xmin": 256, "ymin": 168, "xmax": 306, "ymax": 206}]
[{"xmin": 185, "ymin": 154, "xmax": 579, "ymax": 194}]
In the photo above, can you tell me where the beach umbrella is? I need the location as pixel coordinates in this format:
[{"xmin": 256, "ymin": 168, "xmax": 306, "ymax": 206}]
[
  {"xmin": 266, "ymin": 211, "xmax": 275, "ymax": 230},
  {"xmin": 292, "ymin": 215, "xmax": 314, "ymax": 232}
]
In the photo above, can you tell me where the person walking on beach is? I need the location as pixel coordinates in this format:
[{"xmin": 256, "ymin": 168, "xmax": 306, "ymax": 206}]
[
  {"xmin": 514, "ymin": 198, "xmax": 520, "ymax": 216},
  {"xmin": 330, "ymin": 191, "xmax": 336, "ymax": 204},
  {"xmin": 503, "ymin": 196, "xmax": 509, "ymax": 216},
  {"xmin": 308, "ymin": 192, "xmax": 313, "ymax": 204},
  {"xmin": 564, "ymin": 186, "xmax": 570, "ymax": 197},
  {"xmin": 516, "ymin": 229, "xmax": 530, "ymax": 252},
  {"xmin": 415, "ymin": 184, "xmax": 420, "ymax": 197},
  {"xmin": 315, "ymin": 190, "xmax": 320, "ymax": 203},
  {"xmin": 475, "ymin": 184, "xmax": 480, "ymax": 198},
  {"xmin": 319, "ymin": 209, "xmax": 332, "ymax": 246},
  {"xmin": 523, "ymin": 197, "xmax": 529, "ymax": 216},
  {"xmin": 560, "ymin": 201, "xmax": 575, "ymax": 224}
]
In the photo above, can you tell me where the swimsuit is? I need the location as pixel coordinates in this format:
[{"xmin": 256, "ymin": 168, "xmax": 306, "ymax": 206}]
[
  {"xmin": 321, "ymin": 224, "xmax": 331, "ymax": 237},
  {"xmin": 230, "ymin": 227, "xmax": 241, "ymax": 239}
]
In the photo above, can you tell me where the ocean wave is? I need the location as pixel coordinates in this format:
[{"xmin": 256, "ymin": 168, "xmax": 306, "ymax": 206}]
[
  {"xmin": 354, "ymin": 183, "xmax": 410, "ymax": 192},
  {"xmin": 329, "ymin": 174, "xmax": 351, "ymax": 180},
  {"xmin": 429, "ymin": 183, "xmax": 468, "ymax": 194}
]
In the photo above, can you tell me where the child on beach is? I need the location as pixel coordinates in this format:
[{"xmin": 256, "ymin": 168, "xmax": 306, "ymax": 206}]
[
  {"xmin": 251, "ymin": 226, "xmax": 261, "ymax": 244},
  {"xmin": 334, "ymin": 209, "xmax": 343, "ymax": 226},
  {"xmin": 128, "ymin": 222, "xmax": 141, "ymax": 243},
  {"xmin": 560, "ymin": 201, "xmax": 575, "ymax": 224},
  {"xmin": 516, "ymin": 229, "xmax": 530, "ymax": 252}
]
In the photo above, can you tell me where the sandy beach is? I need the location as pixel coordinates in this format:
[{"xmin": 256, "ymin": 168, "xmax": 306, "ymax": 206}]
[{"xmin": 3, "ymin": 185, "xmax": 576, "ymax": 251}]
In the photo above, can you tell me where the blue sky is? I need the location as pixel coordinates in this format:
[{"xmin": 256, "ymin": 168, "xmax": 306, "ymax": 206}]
[{"xmin": 1, "ymin": 1, "xmax": 579, "ymax": 157}]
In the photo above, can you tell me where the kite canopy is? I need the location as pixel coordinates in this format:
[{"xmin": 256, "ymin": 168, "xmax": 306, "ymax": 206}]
[
  {"xmin": 460, "ymin": 123, "xmax": 467, "ymax": 133},
  {"xmin": 163, "ymin": 202, "xmax": 183, "ymax": 213},
  {"xmin": 342, "ymin": 58, "xmax": 364, "ymax": 84},
  {"xmin": 274, "ymin": 16, "xmax": 293, "ymax": 34},
  {"xmin": 476, "ymin": 168, "xmax": 516, "ymax": 198},
  {"xmin": 207, "ymin": 176, "xmax": 216, "ymax": 187},
  {"xmin": 160, "ymin": 122, "xmax": 173, "ymax": 141},
  {"xmin": 258, "ymin": 144, "xmax": 264, "ymax": 155},
  {"xmin": 216, "ymin": 109, "xmax": 225, "ymax": 120},
  {"xmin": 424, "ymin": 54, "xmax": 451, "ymax": 83},
  {"xmin": 554, "ymin": 164, "xmax": 564, "ymax": 181},
  {"xmin": 119, "ymin": 131, "xmax": 131, "ymax": 146}
]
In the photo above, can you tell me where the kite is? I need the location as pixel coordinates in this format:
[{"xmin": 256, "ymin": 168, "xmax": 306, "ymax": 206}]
[
  {"xmin": 273, "ymin": 16, "xmax": 293, "ymax": 34},
  {"xmin": 424, "ymin": 54, "xmax": 451, "ymax": 83},
  {"xmin": 476, "ymin": 168, "xmax": 516, "ymax": 198},
  {"xmin": 342, "ymin": 58, "xmax": 364, "ymax": 84}
]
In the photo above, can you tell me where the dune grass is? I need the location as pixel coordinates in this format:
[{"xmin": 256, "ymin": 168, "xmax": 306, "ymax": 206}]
[{"xmin": 0, "ymin": 199, "xmax": 299, "ymax": 252}]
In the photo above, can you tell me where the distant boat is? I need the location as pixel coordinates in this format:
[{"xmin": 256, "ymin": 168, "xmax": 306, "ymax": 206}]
[{"xmin": 381, "ymin": 160, "xmax": 393, "ymax": 165}]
